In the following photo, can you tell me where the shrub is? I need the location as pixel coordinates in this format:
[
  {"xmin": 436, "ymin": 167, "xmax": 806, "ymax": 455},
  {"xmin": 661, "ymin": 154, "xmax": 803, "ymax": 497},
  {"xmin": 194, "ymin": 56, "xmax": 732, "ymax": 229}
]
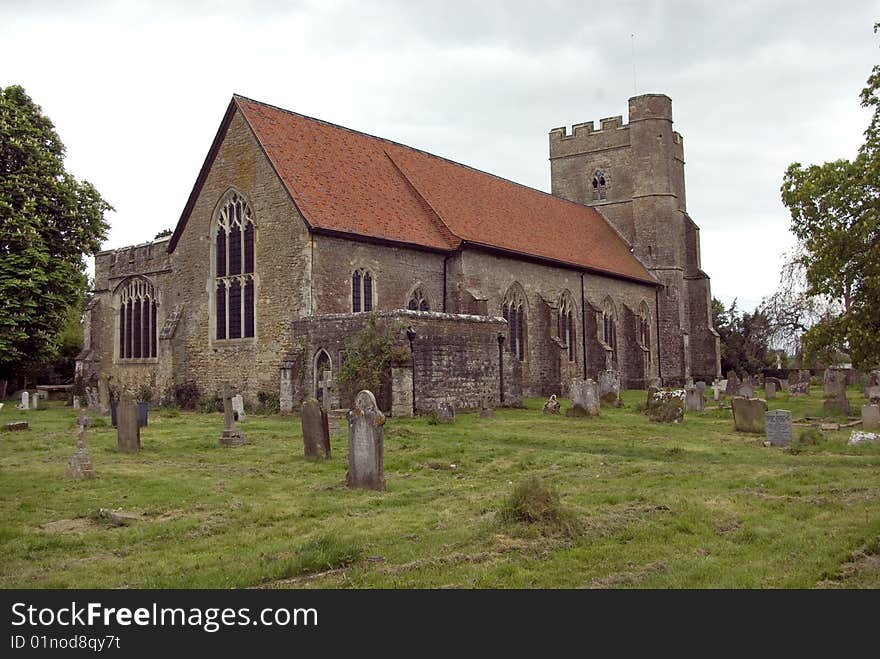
[
  {"xmin": 498, "ymin": 477, "xmax": 580, "ymax": 537},
  {"xmin": 202, "ymin": 395, "xmax": 222, "ymax": 414},
  {"xmin": 90, "ymin": 417, "xmax": 107, "ymax": 428},
  {"xmin": 257, "ymin": 391, "xmax": 280, "ymax": 414},
  {"xmin": 337, "ymin": 315, "xmax": 409, "ymax": 394},
  {"xmin": 173, "ymin": 380, "xmax": 202, "ymax": 411}
]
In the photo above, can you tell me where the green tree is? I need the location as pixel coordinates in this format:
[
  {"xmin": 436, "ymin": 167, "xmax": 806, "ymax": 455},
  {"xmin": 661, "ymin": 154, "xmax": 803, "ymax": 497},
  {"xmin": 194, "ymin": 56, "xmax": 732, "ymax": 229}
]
[
  {"xmin": 0, "ymin": 85, "xmax": 111, "ymax": 390},
  {"xmin": 711, "ymin": 297, "xmax": 773, "ymax": 376},
  {"xmin": 779, "ymin": 25, "xmax": 880, "ymax": 368}
]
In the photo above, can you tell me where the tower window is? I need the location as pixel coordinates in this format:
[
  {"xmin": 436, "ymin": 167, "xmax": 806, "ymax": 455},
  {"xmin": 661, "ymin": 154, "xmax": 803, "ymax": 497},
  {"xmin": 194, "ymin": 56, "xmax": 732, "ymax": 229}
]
[{"xmin": 591, "ymin": 169, "xmax": 608, "ymax": 201}]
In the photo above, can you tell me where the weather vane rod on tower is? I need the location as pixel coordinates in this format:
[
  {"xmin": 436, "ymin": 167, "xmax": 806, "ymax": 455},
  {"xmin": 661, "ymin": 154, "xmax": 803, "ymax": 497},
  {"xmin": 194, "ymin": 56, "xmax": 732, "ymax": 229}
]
[{"xmin": 631, "ymin": 33, "xmax": 638, "ymax": 95}]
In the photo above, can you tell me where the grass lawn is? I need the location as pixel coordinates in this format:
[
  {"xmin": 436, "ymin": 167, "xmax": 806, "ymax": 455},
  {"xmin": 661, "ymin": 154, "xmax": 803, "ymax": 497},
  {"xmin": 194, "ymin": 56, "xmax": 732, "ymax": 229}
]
[{"xmin": 1, "ymin": 388, "xmax": 878, "ymax": 589}]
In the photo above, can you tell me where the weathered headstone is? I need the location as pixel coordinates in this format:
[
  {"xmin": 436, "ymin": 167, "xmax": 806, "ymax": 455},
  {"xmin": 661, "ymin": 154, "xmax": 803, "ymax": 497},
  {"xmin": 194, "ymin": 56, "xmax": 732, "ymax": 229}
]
[
  {"xmin": 67, "ymin": 414, "xmax": 95, "ymax": 479},
  {"xmin": 542, "ymin": 394, "xmax": 561, "ymax": 415},
  {"xmin": 684, "ymin": 384, "xmax": 704, "ymax": 412},
  {"xmin": 20, "ymin": 391, "xmax": 29, "ymax": 410},
  {"xmin": 301, "ymin": 398, "xmax": 331, "ymax": 459},
  {"xmin": 713, "ymin": 380, "xmax": 721, "ymax": 401},
  {"xmin": 30, "ymin": 392, "xmax": 39, "ymax": 409},
  {"xmin": 822, "ymin": 368, "xmax": 850, "ymax": 414},
  {"xmin": 765, "ymin": 381, "xmax": 777, "ymax": 400},
  {"xmin": 479, "ymin": 392, "xmax": 494, "ymax": 418},
  {"xmin": 72, "ymin": 396, "xmax": 81, "ymax": 410},
  {"xmin": 436, "ymin": 402, "xmax": 455, "ymax": 423},
  {"xmin": 861, "ymin": 404, "xmax": 880, "ymax": 431},
  {"xmin": 764, "ymin": 409, "xmax": 792, "ymax": 447},
  {"xmin": 346, "ymin": 390, "xmax": 385, "ymax": 491},
  {"xmin": 647, "ymin": 388, "xmax": 685, "ymax": 423},
  {"xmin": 732, "ymin": 397, "xmax": 768, "ymax": 434},
  {"xmin": 116, "ymin": 400, "xmax": 141, "ymax": 453},
  {"xmin": 567, "ymin": 378, "xmax": 600, "ymax": 417},
  {"xmin": 85, "ymin": 386, "xmax": 101, "ymax": 410},
  {"xmin": 790, "ymin": 380, "xmax": 810, "ymax": 396},
  {"xmin": 725, "ymin": 372, "xmax": 741, "ymax": 397},
  {"xmin": 598, "ymin": 369, "xmax": 620, "ymax": 406},
  {"xmin": 864, "ymin": 385, "xmax": 880, "ymax": 403},
  {"xmin": 219, "ymin": 384, "xmax": 247, "ymax": 446},
  {"xmin": 231, "ymin": 394, "xmax": 246, "ymax": 423}
]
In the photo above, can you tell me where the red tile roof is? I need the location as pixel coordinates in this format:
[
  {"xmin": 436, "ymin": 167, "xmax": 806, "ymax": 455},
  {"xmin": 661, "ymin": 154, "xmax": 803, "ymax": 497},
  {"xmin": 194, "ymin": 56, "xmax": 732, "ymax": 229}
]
[{"xmin": 176, "ymin": 95, "xmax": 656, "ymax": 284}]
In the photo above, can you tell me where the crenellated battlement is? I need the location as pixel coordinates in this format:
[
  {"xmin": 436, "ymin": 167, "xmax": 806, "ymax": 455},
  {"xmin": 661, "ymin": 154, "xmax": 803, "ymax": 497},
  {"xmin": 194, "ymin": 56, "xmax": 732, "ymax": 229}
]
[
  {"xmin": 94, "ymin": 237, "xmax": 173, "ymax": 291},
  {"xmin": 549, "ymin": 115, "xmax": 629, "ymax": 143}
]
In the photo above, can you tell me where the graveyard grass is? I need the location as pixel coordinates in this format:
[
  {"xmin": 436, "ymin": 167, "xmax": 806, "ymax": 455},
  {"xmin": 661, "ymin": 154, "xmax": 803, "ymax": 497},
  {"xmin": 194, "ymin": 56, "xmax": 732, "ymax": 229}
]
[{"xmin": 1, "ymin": 389, "xmax": 879, "ymax": 589}]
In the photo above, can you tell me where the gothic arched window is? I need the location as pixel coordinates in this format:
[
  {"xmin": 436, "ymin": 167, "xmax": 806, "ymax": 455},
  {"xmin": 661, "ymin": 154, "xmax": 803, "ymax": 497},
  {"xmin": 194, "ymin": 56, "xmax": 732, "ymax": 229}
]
[
  {"xmin": 638, "ymin": 301, "xmax": 651, "ymax": 375},
  {"xmin": 502, "ymin": 284, "xmax": 527, "ymax": 361},
  {"xmin": 407, "ymin": 287, "xmax": 430, "ymax": 312},
  {"xmin": 601, "ymin": 297, "xmax": 617, "ymax": 356},
  {"xmin": 118, "ymin": 277, "xmax": 157, "ymax": 360},
  {"xmin": 215, "ymin": 190, "xmax": 255, "ymax": 340},
  {"xmin": 591, "ymin": 169, "xmax": 608, "ymax": 201},
  {"xmin": 558, "ymin": 291, "xmax": 575, "ymax": 362},
  {"xmin": 352, "ymin": 269, "xmax": 374, "ymax": 312}
]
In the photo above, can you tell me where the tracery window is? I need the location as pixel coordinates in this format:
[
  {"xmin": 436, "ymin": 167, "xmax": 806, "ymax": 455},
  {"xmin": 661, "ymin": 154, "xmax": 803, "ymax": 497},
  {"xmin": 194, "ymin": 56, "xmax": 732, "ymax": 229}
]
[
  {"xmin": 352, "ymin": 269, "xmax": 374, "ymax": 312},
  {"xmin": 118, "ymin": 278, "xmax": 157, "ymax": 360},
  {"xmin": 407, "ymin": 287, "xmax": 430, "ymax": 312},
  {"xmin": 558, "ymin": 292, "xmax": 575, "ymax": 362},
  {"xmin": 601, "ymin": 297, "xmax": 617, "ymax": 356},
  {"xmin": 502, "ymin": 284, "xmax": 526, "ymax": 361},
  {"xmin": 638, "ymin": 301, "xmax": 651, "ymax": 374},
  {"xmin": 215, "ymin": 190, "xmax": 255, "ymax": 340},
  {"xmin": 591, "ymin": 169, "xmax": 608, "ymax": 201}
]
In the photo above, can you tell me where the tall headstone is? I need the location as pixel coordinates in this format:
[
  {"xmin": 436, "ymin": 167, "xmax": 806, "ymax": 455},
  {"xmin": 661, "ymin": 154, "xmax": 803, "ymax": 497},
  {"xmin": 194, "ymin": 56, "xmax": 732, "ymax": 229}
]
[
  {"xmin": 598, "ymin": 369, "xmax": 621, "ymax": 406},
  {"xmin": 822, "ymin": 368, "xmax": 850, "ymax": 414},
  {"xmin": 67, "ymin": 414, "xmax": 95, "ymax": 479},
  {"xmin": 684, "ymin": 384, "xmax": 704, "ymax": 412},
  {"xmin": 346, "ymin": 390, "xmax": 385, "ymax": 491},
  {"xmin": 765, "ymin": 381, "xmax": 777, "ymax": 400},
  {"xmin": 436, "ymin": 402, "xmax": 455, "ymax": 423},
  {"xmin": 231, "ymin": 394, "xmax": 246, "ymax": 423},
  {"xmin": 479, "ymin": 392, "xmax": 494, "ymax": 418},
  {"xmin": 72, "ymin": 396, "xmax": 81, "ymax": 410},
  {"xmin": 725, "ymin": 372, "xmax": 741, "ymax": 397},
  {"xmin": 116, "ymin": 400, "xmax": 141, "ymax": 453},
  {"xmin": 19, "ymin": 391, "xmax": 29, "ymax": 410},
  {"xmin": 764, "ymin": 410, "xmax": 792, "ymax": 447},
  {"xmin": 567, "ymin": 377, "xmax": 600, "ymax": 417},
  {"xmin": 713, "ymin": 380, "xmax": 721, "ymax": 401},
  {"xmin": 31, "ymin": 392, "xmax": 39, "ymax": 409},
  {"xmin": 219, "ymin": 384, "xmax": 247, "ymax": 446},
  {"xmin": 732, "ymin": 397, "xmax": 768, "ymax": 434},
  {"xmin": 861, "ymin": 404, "xmax": 880, "ymax": 431},
  {"xmin": 301, "ymin": 398, "xmax": 331, "ymax": 459}
]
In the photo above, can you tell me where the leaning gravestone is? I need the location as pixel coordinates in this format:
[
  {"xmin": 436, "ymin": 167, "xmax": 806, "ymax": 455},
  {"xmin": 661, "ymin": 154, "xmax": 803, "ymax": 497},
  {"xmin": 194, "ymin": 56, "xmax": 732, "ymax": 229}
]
[
  {"xmin": 765, "ymin": 381, "xmax": 777, "ymax": 400},
  {"xmin": 542, "ymin": 394, "xmax": 561, "ymax": 415},
  {"xmin": 116, "ymin": 400, "xmax": 141, "ymax": 453},
  {"xmin": 301, "ymin": 398, "xmax": 331, "ymax": 459},
  {"xmin": 764, "ymin": 410, "xmax": 792, "ymax": 447},
  {"xmin": 567, "ymin": 378, "xmax": 600, "ymax": 417},
  {"xmin": 725, "ymin": 372, "xmax": 741, "ymax": 397},
  {"xmin": 862, "ymin": 404, "xmax": 880, "ymax": 431},
  {"xmin": 346, "ymin": 390, "xmax": 385, "ymax": 491},
  {"xmin": 219, "ymin": 384, "xmax": 247, "ymax": 446},
  {"xmin": 598, "ymin": 370, "xmax": 621, "ymax": 406},
  {"xmin": 232, "ymin": 394, "xmax": 246, "ymax": 423},
  {"xmin": 436, "ymin": 402, "xmax": 455, "ymax": 423},
  {"xmin": 823, "ymin": 368, "xmax": 850, "ymax": 414},
  {"xmin": 684, "ymin": 384, "xmax": 704, "ymax": 412},
  {"xmin": 732, "ymin": 397, "xmax": 768, "ymax": 434},
  {"xmin": 67, "ymin": 414, "xmax": 95, "ymax": 479}
]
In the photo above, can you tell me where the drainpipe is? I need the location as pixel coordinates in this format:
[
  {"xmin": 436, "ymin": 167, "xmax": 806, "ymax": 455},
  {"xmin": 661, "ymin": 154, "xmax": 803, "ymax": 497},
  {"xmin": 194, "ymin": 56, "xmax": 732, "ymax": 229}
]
[
  {"xmin": 442, "ymin": 255, "xmax": 449, "ymax": 313},
  {"xmin": 581, "ymin": 272, "xmax": 588, "ymax": 380},
  {"xmin": 655, "ymin": 287, "xmax": 663, "ymax": 384},
  {"xmin": 406, "ymin": 326, "xmax": 417, "ymax": 415},
  {"xmin": 497, "ymin": 333, "xmax": 506, "ymax": 403}
]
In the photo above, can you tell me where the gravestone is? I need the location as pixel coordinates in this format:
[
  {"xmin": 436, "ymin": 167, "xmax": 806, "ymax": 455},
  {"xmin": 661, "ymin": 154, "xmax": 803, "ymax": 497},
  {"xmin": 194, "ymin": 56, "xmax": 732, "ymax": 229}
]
[
  {"xmin": 790, "ymin": 380, "xmax": 810, "ymax": 396},
  {"xmin": 862, "ymin": 404, "xmax": 880, "ymax": 431},
  {"xmin": 232, "ymin": 394, "xmax": 246, "ymax": 423},
  {"xmin": 567, "ymin": 378, "xmax": 600, "ymax": 417},
  {"xmin": 5, "ymin": 421, "xmax": 28, "ymax": 431},
  {"xmin": 732, "ymin": 397, "xmax": 768, "ymax": 434},
  {"xmin": 598, "ymin": 369, "xmax": 620, "ymax": 406},
  {"xmin": 739, "ymin": 382, "xmax": 754, "ymax": 399},
  {"xmin": 219, "ymin": 384, "xmax": 247, "ymax": 446},
  {"xmin": 116, "ymin": 400, "xmax": 141, "ymax": 453},
  {"xmin": 85, "ymin": 386, "xmax": 101, "ymax": 410},
  {"xmin": 647, "ymin": 388, "xmax": 685, "ymax": 423},
  {"xmin": 301, "ymin": 398, "xmax": 331, "ymax": 459},
  {"xmin": 31, "ymin": 392, "xmax": 39, "ymax": 409},
  {"xmin": 822, "ymin": 368, "xmax": 850, "ymax": 414},
  {"xmin": 327, "ymin": 408, "xmax": 348, "ymax": 436},
  {"xmin": 864, "ymin": 385, "xmax": 880, "ymax": 403},
  {"xmin": 20, "ymin": 391, "xmax": 29, "ymax": 410},
  {"xmin": 479, "ymin": 392, "xmax": 494, "ymax": 418},
  {"xmin": 684, "ymin": 384, "xmax": 704, "ymax": 412},
  {"xmin": 725, "ymin": 372, "xmax": 740, "ymax": 397},
  {"xmin": 72, "ymin": 396, "xmax": 81, "ymax": 410},
  {"xmin": 542, "ymin": 394, "xmax": 561, "ymax": 415},
  {"xmin": 765, "ymin": 381, "xmax": 777, "ymax": 400},
  {"xmin": 67, "ymin": 414, "xmax": 95, "ymax": 479},
  {"xmin": 436, "ymin": 402, "xmax": 455, "ymax": 423},
  {"xmin": 346, "ymin": 390, "xmax": 385, "ymax": 491},
  {"xmin": 764, "ymin": 410, "xmax": 792, "ymax": 447},
  {"xmin": 713, "ymin": 380, "xmax": 721, "ymax": 401}
]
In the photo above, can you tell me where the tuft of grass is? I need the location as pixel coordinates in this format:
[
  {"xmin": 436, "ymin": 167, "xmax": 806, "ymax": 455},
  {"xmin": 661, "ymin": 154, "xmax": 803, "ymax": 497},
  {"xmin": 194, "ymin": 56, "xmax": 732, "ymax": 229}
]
[
  {"xmin": 283, "ymin": 533, "xmax": 362, "ymax": 578},
  {"xmin": 498, "ymin": 477, "xmax": 581, "ymax": 537},
  {"xmin": 90, "ymin": 417, "xmax": 108, "ymax": 428},
  {"xmin": 798, "ymin": 428, "xmax": 823, "ymax": 445}
]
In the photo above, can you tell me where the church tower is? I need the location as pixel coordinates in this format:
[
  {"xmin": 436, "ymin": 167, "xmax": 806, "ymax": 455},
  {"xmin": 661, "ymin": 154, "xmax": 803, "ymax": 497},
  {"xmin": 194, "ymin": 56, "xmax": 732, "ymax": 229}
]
[{"xmin": 549, "ymin": 93, "xmax": 720, "ymax": 385}]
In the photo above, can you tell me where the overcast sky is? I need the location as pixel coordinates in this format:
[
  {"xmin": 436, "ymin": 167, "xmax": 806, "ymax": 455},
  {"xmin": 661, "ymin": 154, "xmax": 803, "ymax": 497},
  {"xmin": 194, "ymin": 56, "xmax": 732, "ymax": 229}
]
[{"xmin": 3, "ymin": 0, "xmax": 878, "ymax": 310}]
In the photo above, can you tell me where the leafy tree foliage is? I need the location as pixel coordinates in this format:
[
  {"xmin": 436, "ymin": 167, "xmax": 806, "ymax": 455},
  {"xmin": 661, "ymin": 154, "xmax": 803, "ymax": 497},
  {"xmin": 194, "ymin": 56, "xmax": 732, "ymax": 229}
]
[
  {"xmin": 337, "ymin": 315, "xmax": 410, "ymax": 394},
  {"xmin": 779, "ymin": 25, "xmax": 880, "ymax": 368},
  {"xmin": 0, "ymin": 85, "xmax": 111, "ymax": 382},
  {"xmin": 711, "ymin": 298, "xmax": 773, "ymax": 376}
]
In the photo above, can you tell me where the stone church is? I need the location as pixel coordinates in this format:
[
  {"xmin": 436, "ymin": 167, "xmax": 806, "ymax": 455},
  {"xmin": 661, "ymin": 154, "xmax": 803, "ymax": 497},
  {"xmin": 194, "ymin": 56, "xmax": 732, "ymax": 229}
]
[{"xmin": 77, "ymin": 92, "xmax": 720, "ymax": 413}]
